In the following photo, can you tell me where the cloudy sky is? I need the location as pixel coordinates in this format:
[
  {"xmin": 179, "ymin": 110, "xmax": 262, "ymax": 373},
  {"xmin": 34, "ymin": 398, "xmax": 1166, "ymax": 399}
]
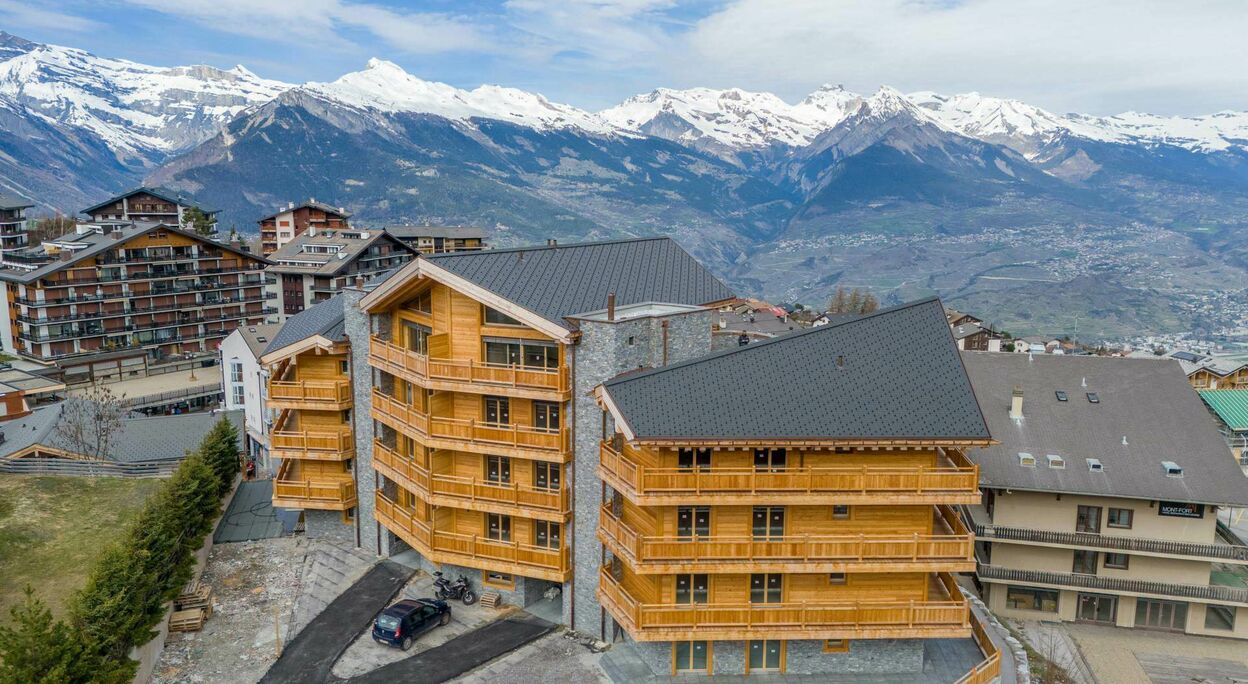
[{"xmin": 4, "ymin": 0, "xmax": 1245, "ymax": 115}]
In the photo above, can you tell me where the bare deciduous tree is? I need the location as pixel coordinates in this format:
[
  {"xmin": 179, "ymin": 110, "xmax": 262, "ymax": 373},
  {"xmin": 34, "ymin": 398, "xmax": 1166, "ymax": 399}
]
[{"xmin": 54, "ymin": 385, "xmax": 126, "ymax": 460}]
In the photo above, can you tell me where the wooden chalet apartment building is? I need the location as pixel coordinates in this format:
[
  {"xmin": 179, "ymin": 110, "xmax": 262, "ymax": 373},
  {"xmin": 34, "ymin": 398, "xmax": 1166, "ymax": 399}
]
[
  {"xmin": 258, "ymin": 237, "xmax": 1002, "ymax": 678},
  {"xmin": 82, "ymin": 186, "xmax": 219, "ymax": 228}
]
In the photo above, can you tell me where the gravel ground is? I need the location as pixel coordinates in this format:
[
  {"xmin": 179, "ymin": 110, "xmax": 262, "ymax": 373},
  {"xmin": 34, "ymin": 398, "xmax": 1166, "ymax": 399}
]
[
  {"xmin": 453, "ymin": 630, "xmax": 609, "ymax": 684},
  {"xmin": 153, "ymin": 537, "xmax": 306, "ymax": 684},
  {"xmin": 1065, "ymin": 621, "xmax": 1248, "ymax": 684}
]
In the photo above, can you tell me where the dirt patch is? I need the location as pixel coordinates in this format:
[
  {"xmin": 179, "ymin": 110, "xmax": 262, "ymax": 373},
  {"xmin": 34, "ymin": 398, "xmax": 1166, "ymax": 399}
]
[
  {"xmin": 153, "ymin": 537, "xmax": 305, "ymax": 684},
  {"xmin": 1065, "ymin": 621, "xmax": 1248, "ymax": 684}
]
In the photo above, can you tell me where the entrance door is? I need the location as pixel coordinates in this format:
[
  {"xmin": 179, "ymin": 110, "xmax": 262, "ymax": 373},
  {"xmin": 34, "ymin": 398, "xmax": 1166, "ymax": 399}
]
[{"xmin": 1077, "ymin": 593, "xmax": 1117, "ymax": 623}]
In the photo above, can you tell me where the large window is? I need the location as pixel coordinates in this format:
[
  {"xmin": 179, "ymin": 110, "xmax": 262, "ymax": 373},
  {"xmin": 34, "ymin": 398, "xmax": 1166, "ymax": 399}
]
[
  {"xmin": 677, "ymin": 506, "xmax": 710, "ymax": 539},
  {"xmin": 534, "ymin": 462, "xmax": 560, "ymax": 491},
  {"xmin": 1205, "ymin": 604, "xmax": 1236, "ymax": 631},
  {"xmin": 229, "ymin": 360, "xmax": 243, "ymax": 383},
  {"xmin": 675, "ymin": 574, "xmax": 708, "ymax": 604},
  {"xmin": 753, "ymin": 448, "xmax": 786, "ymax": 471},
  {"xmin": 673, "ymin": 642, "xmax": 709, "ymax": 673},
  {"xmin": 1072, "ymin": 550, "xmax": 1099, "ymax": 575},
  {"xmin": 678, "ymin": 448, "xmax": 711, "ymax": 472},
  {"xmin": 484, "ymin": 396, "xmax": 510, "ymax": 424},
  {"xmin": 484, "ymin": 306, "xmax": 522, "ymax": 326},
  {"xmin": 1104, "ymin": 552, "xmax": 1129, "ymax": 570},
  {"xmin": 534, "ymin": 521, "xmax": 561, "ymax": 549},
  {"xmin": 1107, "ymin": 508, "xmax": 1133, "ymax": 529},
  {"xmin": 231, "ymin": 384, "xmax": 245, "ymax": 406},
  {"xmin": 533, "ymin": 401, "xmax": 560, "ymax": 430},
  {"xmin": 1006, "ymin": 586, "xmax": 1059, "ymax": 613},
  {"xmin": 484, "ymin": 338, "xmax": 557, "ymax": 369},
  {"xmin": 405, "ymin": 289, "xmax": 431, "ymax": 314},
  {"xmin": 750, "ymin": 574, "xmax": 782, "ymax": 604},
  {"xmin": 752, "ymin": 506, "xmax": 785, "ymax": 539},
  {"xmin": 403, "ymin": 321, "xmax": 430, "ymax": 354},
  {"xmin": 485, "ymin": 455, "xmax": 511, "ymax": 484},
  {"xmin": 486, "ymin": 513, "xmax": 511, "ymax": 542},
  {"xmin": 747, "ymin": 640, "xmax": 784, "ymax": 673},
  {"xmin": 1076, "ymin": 505, "xmax": 1102, "ymax": 533}
]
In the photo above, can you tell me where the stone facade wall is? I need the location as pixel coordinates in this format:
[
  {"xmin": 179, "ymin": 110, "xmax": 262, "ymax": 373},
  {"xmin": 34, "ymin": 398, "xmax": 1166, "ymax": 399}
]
[
  {"xmin": 628, "ymin": 638, "xmax": 925, "ymax": 676},
  {"xmin": 569, "ymin": 309, "xmax": 713, "ymax": 637},
  {"xmin": 343, "ymin": 286, "xmax": 384, "ymax": 556},
  {"xmin": 303, "ymin": 510, "xmax": 354, "ymax": 544}
]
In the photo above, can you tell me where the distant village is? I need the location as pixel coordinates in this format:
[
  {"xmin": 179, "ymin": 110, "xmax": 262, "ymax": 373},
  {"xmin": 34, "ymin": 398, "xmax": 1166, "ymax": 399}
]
[{"xmin": 2, "ymin": 186, "xmax": 1248, "ymax": 684}]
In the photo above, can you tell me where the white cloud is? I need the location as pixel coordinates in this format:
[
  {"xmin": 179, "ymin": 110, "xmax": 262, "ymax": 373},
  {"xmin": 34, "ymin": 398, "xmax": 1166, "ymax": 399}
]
[
  {"xmin": 123, "ymin": 0, "xmax": 488, "ymax": 56},
  {"xmin": 675, "ymin": 0, "xmax": 1248, "ymax": 115},
  {"xmin": 0, "ymin": 0, "xmax": 101, "ymax": 32}
]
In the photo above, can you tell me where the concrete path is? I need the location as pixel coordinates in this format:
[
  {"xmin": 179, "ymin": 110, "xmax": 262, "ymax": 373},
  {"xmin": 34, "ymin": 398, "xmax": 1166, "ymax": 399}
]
[
  {"xmin": 260, "ymin": 560, "xmax": 413, "ymax": 684},
  {"xmin": 350, "ymin": 612, "xmax": 555, "ymax": 684}
]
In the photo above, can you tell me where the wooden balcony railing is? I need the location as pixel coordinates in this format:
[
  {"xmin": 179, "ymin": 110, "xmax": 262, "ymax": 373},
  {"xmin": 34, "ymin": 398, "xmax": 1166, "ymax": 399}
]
[
  {"xmin": 598, "ymin": 567, "xmax": 970, "ymax": 642},
  {"xmin": 599, "ymin": 504, "xmax": 974, "ymax": 573},
  {"xmin": 271, "ymin": 461, "xmax": 356, "ymax": 510},
  {"xmin": 270, "ymin": 429, "xmax": 354, "ymax": 460},
  {"xmin": 600, "ymin": 441, "xmax": 980, "ymax": 505},
  {"xmin": 371, "ymin": 389, "xmax": 568, "ymax": 459},
  {"xmin": 975, "ymin": 523, "xmax": 1248, "ymax": 562},
  {"xmin": 369, "ymin": 336, "xmax": 568, "ymax": 397},
  {"xmin": 977, "ymin": 564, "xmax": 1248, "ymax": 605},
  {"xmin": 374, "ymin": 492, "xmax": 569, "ymax": 581},
  {"xmin": 268, "ymin": 379, "xmax": 352, "ymax": 408},
  {"xmin": 373, "ymin": 440, "xmax": 566, "ymax": 519},
  {"xmin": 955, "ymin": 606, "xmax": 1002, "ymax": 684}
]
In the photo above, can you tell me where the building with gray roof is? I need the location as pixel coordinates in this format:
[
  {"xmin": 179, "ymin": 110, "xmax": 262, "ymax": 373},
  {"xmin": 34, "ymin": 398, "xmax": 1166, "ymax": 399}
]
[
  {"xmin": 384, "ymin": 225, "xmax": 486, "ymax": 254},
  {"xmin": 268, "ymin": 227, "xmax": 414, "ymax": 317},
  {"xmin": 263, "ymin": 294, "xmax": 346, "ymax": 358},
  {"xmin": 962, "ymin": 351, "xmax": 1248, "ymax": 639},
  {"xmin": 0, "ymin": 405, "xmax": 242, "ymax": 464}
]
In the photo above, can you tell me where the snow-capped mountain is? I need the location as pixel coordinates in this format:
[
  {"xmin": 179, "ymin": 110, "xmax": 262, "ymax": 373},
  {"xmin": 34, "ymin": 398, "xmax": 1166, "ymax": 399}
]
[{"xmin": 0, "ymin": 31, "xmax": 289, "ymax": 161}]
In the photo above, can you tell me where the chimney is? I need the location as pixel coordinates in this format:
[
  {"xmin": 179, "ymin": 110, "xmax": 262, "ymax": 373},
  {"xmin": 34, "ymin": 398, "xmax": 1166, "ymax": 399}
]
[
  {"xmin": 661, "ymin": 319, "xmax": 669, "ymax": 366},
  {"xmin": 110, "ymin": 231, "xmax": 123, "ymax": 240},
  {"xmin": 1010, "ymin": 386, "xmax": 1024, "ymax": 420},
  {"xmin": 607, "ymin": 293, "xmax": 616, "ymax": 322},
  {"xmin": 547, "ymin": 238, "xmax": 557, "ymax": 247},
  {"xmin": 59, "ymin": 250, "xmax": 73, "ymax": 261},
  {"xmin": 308, "ymin": 225, "xmax": 317, "ymax": 237}
]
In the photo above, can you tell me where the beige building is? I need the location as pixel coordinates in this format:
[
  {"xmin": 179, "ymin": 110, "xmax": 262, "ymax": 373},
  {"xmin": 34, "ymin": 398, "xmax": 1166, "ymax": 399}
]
[{"xmin": 963, "ymin": 352, "xmax": 1248, "ymax": 639}]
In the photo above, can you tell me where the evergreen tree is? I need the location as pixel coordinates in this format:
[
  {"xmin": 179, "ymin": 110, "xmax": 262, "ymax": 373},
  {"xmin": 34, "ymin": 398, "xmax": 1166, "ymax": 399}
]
[
  {"xmin": 200, "ymin": 418, "xmax": 241, "ymax": 494},
  {"xmin": 0, "ymin": 587, "xmax": 121, "ymax": 684},
  {"xmin": 181, "ymin": 207, "xmax": 215, "ymax": 236}
]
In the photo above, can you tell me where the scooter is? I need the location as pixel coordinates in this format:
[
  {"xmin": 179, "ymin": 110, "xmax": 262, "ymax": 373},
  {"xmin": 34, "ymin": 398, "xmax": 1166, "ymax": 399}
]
[{"xmin": 432, "ymin": 571, "xmax": 478, "ymax": 605}]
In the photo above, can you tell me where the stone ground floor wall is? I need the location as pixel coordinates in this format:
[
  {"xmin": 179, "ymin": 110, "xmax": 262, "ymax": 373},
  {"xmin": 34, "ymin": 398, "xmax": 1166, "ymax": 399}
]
[
  {"xmin": 627, "ymin": 638, "xmax": 925, "ymax": 676},
  {"xmin": 400, "ymin": 554, "xmax": 568, "ymax": 614},
  {"xmin": 304, "ymin": 509, "xmax": 355, "ymax": 545},
  {"xmin": 985, "ymin": 581, "xmax": 1248, "ymax": 640}
]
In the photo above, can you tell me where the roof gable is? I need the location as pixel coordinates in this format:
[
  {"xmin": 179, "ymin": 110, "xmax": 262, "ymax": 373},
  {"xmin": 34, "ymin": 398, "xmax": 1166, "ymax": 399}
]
[
  {"xmin": 81, "ymin": 186, "xmax": 216, "ymax": 216},
  {"xmin": 602, "ymin": 297, "xmax": 991, "ymax": 443},
  {"xmin": 263, "ymin": 295, "xmax": 347, "ymax": 358}
]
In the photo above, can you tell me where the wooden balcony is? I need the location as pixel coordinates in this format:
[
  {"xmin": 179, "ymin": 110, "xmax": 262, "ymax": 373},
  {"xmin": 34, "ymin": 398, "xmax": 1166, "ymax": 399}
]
[
  {"xmin": 271, "ymin": 460, "xmax": 356, "ymax": 511},
  {"xmin": 599, "ymin": 504, "xmax": 974, "ymax": 574},
  {"xmin": 374, "ymin": 491, "xmax": 569, "ymax": 582},
  {"xmin": 372, "ymin": 440, "xmax": 567, "ymax": 521},
  {"xmin": 267, "ymin": 378, "xmax": 353, "ymax": 410},
  {"xmin": 270, "ymin": 428, "xmax": 354, "ymax": 461},
  {"xmin": 371, "ymin": 389, "xmax": 569, "ymax": 462},
  {"xmin": 599, "ymin": 441, "xmax": 981, "ymax": 506},
  {"xmin": 598, "ymin": 567, "xmax": 971, "ymax": 642},
  {"xmin": 975, "ymin": 522, "xmax": 1248, "ymax": 563},
  {"xmin": 369, "ymin": 336, "xmax": 568, "ymax": 401},
  {"xmin": 977, "ymin": 564, "xmax": 1248, "ymax": 606},
  {"xmin": 956, "ymin": 606, "xmax": 1002, "ymax": 684}
]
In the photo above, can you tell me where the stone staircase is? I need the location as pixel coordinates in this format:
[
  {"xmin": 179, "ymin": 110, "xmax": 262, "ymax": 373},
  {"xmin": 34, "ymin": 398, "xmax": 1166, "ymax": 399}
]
[{"xmin": 287, "ymin": 539, "xmax": 378, "ymax": 640}]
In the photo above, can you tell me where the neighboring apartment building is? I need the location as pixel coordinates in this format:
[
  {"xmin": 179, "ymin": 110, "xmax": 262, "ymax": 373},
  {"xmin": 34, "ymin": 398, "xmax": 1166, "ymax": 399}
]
[
  {"xmin": 963, "ymin": 352, "xmax": 1248, "ymax": 640},
  {"xmin": 0, "ymin": 222, "xmax": 273, "ymax": 361},
  {"xmin": 81, "ymin": 187, "xmax": 218, "ymax": 229},
  {"xmin": 261, "ymin": 296, "xmax": 358, "ymax": 534},
  {"xmin": 953, "ymin": 322, "xmax": 1003, "ymax": 352},
  {"xmin": 384, "ymin": 225, "xmax": 486, "ymax": 254},
  {"xmin": 0, "ymin": 193, "xmax": 34, "ymax": 258},
  {"xmin": 220, "ymin": 322, "xmax": 281, "ymax": 471},
  {"xmin": 1197, "ymin": 389, "xmax": 1248, "ymax": 468},
  {"xmin": 258, "ymin": 200, "xmax": 351, "ymax": 255},
  {"xmin": 267, "ymin": 227, "xmax": 414, "ymax": 318},
  {"xmin": 593, "ymin": 298, "xmax": 991, "ymax": 676}
]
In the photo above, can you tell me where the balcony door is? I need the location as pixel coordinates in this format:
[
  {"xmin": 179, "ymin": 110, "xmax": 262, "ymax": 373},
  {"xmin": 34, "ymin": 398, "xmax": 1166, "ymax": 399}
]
[
  {"xmin": 747, "ymin": 640, "xmax": 784, "ymax": 673},
  {"xmin": 752, "ymin": 506, "xmax": 785, "ymax": 539},
  {"xmin": 1135, "ymin": 599, "xmax": 1188, "ymax": 632},
  {"xmin": 1076, "ymin": 505, "xmax": 1102, "ymax": 533},
  {"xmin": 403, "ymin": 321, "xmax": 429, "ymax": 354},
  {"xmin": 484, "ymin": 396, "xmax": 510, "ymax": 425},
  {"xmin": 534, "ymin": 401, "xmax": 560, "ymax": 431}
]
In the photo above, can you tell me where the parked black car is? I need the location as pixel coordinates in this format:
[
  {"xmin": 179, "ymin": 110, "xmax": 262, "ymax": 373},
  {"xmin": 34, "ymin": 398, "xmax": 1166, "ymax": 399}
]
[{"xmin": 371, "ymin": 598, "xmax": 451, "ymax": 650}]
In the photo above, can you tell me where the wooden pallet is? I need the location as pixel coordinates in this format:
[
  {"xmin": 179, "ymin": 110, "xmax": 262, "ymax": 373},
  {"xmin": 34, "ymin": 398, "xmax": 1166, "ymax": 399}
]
[
  {"xmin": 169, "ymin": 607, "xmax": 209, "ymax": 633},
  {"xmin": 175, "ymin": 583, "xmax": 213, "ymax": 611},
  {"xmin": 480, "ymin": 591, "xmax": 503, "ymax": 609}
]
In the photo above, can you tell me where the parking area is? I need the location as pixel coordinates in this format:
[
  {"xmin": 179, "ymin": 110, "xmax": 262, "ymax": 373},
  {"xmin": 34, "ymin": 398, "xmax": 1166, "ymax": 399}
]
[{"xmin": 331, "ymin": 571, "xmax": 515, "ymax": 679}]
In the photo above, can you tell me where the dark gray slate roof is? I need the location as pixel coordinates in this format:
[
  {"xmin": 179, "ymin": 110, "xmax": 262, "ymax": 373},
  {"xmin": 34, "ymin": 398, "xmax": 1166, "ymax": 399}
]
[
  {"xmin": 603, "ymin": 297, "xmax": 991, "ymax": 442},
  {"xmin": 385, "ymin": 225, "xmax": 485, "ymax": 240},
  {"xmin": 264, "ymin": 295, "xmax": 346, "ymax": 356},
  {"xmin": 424, "ymin": 237, "xmax": 733, "ymax": 331},
  {"xmin": 962, "ymin": 352, "xmax": 1248, "ymax": 507},
  {"xmin": 256, "ymin": 199, "xmax": 351, "ymax": 223},
  {"xmin": 81, "ymin": 186, "xmax": 218, "ymax": 216},
  {"xmin": 0, "ymin": 193, "xmax": 33, "ymax": 210},
  {"xmin": 0, "ymin": 406, "xmax": 242, "ymax": 463}
]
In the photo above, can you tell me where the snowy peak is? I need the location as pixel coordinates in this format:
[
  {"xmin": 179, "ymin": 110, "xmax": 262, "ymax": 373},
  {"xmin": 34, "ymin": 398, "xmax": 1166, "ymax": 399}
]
[
  {"xmin": 0, "ymin": 33, "xmax": 290, "ymax": 158},
  {"xmin": 306, "ymin": 59, "xmax": 614, "ymax": 133}
]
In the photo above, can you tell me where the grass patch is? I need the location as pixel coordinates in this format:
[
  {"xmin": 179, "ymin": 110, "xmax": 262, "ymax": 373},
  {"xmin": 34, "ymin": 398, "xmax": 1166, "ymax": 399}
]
[
  {"xmin": 1006, "ymin": 623, "xmax": 1077, "ymax": 684},
  {"xmin": 0, "ymin": 474, "xmax": 163, "ymax": 623}
]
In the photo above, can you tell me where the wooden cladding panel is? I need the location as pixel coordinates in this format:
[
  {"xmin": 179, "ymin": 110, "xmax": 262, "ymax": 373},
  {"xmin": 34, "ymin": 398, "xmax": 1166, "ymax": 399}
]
[
  {"xmin": 651, "ymin": 504, "xmax": 933, "ymax": 537},
  {"xmin": 642, "ymin": 445, "xmax": 939, "ymax": 470}
]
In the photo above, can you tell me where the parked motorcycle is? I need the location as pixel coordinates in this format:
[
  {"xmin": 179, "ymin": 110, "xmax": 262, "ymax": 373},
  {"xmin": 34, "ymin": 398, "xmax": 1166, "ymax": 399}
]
[{"xmin": 432, "ymin": 571, "xmax": 478, "ymax": 605}]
